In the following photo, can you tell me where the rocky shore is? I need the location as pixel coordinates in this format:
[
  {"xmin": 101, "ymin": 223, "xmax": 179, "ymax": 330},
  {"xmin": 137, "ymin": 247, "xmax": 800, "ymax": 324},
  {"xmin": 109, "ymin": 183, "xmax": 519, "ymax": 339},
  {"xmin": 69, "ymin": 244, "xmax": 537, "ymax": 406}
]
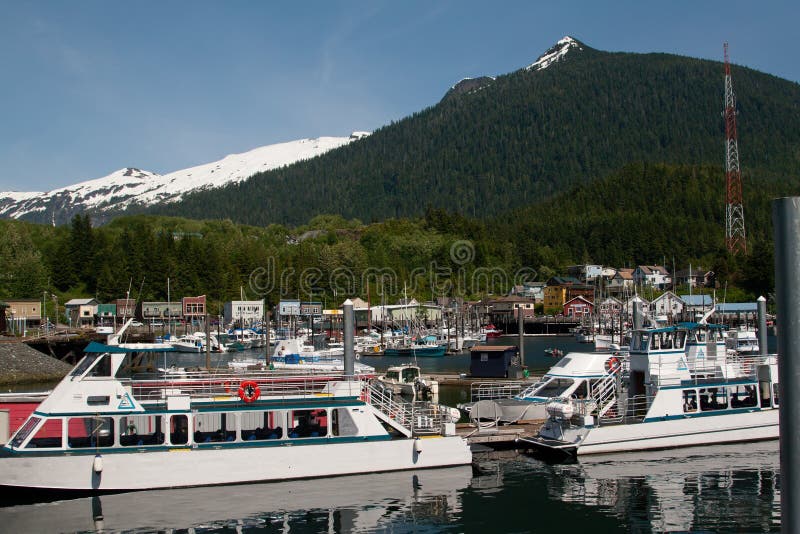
[{"xmin": 0, "ymin": 342, "xmax": 72, "ymax": 386}]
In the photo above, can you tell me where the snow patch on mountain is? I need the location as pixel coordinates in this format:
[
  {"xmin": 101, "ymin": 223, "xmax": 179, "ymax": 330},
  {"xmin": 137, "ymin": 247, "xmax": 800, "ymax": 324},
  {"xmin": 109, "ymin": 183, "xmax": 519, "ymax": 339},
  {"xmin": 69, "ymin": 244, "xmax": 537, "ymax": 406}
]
[
  {"xmin": 526, "ymin": 36, "xmax": 582, "ymax": 71},
  {"xmin": 0, "ymin": 134, "xmax": 366, "ymax": 223}
]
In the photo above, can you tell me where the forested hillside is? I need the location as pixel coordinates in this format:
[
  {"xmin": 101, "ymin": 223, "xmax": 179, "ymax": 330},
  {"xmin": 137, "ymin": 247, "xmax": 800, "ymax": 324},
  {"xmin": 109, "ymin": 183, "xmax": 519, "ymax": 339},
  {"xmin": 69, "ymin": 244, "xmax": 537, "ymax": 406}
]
[
  {"xmin": 1, "ymin": 162, "xmax": 782, "ymax": 313},
  {"xmin": 148, "ymin": 42, "xmax": 800, "ymax": 226}
]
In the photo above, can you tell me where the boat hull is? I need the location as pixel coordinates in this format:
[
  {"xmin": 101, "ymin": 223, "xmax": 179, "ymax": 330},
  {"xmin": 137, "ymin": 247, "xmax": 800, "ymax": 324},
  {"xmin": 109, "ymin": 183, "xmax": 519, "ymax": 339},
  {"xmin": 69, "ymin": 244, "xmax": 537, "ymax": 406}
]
[
  {"xmin": 577, "ymin": 409, "xmax": 779, "ymax": 455},
  {"xmin": 0, "ymin": 435, "xmax": 470, "ymax": 491},
  {"xmin": 383, "ymin": 346, "xmax": 446, "ymax": 357},
  {"xmin": 525, "ymin": 408, "xmax": 779, "ymax": 456}
]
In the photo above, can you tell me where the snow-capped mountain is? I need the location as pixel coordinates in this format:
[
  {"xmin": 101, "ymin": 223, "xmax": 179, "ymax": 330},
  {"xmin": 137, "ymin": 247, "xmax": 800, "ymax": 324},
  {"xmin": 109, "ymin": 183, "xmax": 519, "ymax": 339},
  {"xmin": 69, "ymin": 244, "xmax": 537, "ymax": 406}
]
[
  {"xmin": 525, "ymin": 36, "xmax": 583, "ymax": 71},
  {"xmin": 443, "ymin": 36, "xmax": 583, "ymax": 101},
  {"xmin": 0, "ymin": 133, "xmax": 368, "ymax": 224}
]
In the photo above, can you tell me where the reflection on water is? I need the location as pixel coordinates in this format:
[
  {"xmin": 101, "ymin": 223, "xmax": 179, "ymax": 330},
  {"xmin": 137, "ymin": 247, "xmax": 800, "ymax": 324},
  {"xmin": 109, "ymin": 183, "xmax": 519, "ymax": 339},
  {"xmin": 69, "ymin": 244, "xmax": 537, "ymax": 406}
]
[
  {"xmin": 1, "ymin": 466, "xmax": 472, "ymax": 533},
  {"xmin": 531, "ymin": 441, "xmax": 781, "ymax": 533},
  {"xmin": 0, "ymin": 442, "xmax": 781, "ymax": 533}
]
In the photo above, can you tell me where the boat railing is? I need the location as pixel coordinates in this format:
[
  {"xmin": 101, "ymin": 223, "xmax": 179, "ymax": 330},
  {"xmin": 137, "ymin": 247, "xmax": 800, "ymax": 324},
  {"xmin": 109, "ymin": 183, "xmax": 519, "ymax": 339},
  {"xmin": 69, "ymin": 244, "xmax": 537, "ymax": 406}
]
[
  {"xmin": 470, "ymin": 381, "xmax": 529, "ymax": 402},
  {"xmin": 363, "ymin": 381, "xmax": 450, "ymax": 436},
  {"xmin": 651, "ymin": 353, "xmax": 777, "ymax": 388},
  {"xmin": 124, "ymin": 370, "xmax": 354, "ymax": 402}
]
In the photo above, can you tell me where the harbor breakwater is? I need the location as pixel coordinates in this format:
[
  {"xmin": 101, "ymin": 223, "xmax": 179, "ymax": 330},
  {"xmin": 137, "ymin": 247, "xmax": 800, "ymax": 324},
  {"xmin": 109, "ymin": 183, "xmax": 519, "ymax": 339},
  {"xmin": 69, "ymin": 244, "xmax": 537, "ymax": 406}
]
[{"xmin": 0, "ymin": 342, "xmax": 72, "ymax": 386}]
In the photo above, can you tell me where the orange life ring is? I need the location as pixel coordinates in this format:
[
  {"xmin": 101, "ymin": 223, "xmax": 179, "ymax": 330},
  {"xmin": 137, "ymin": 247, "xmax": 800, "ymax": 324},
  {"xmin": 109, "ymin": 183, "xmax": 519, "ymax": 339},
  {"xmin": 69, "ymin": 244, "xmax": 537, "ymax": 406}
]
[
  {"xmin": 604, "ymin": 356, "xmax": 621, "ymax": 373},
  {"xmin": 238, "ymin": 380, "xmax": 261, "ymax": 403}
]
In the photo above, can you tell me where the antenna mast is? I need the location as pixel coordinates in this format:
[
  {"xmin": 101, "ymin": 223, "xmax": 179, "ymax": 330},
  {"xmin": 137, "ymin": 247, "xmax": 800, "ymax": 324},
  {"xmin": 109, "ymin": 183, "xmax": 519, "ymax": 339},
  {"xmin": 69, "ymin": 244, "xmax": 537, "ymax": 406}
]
[{"xmin": 723, "ymin": 42, "xmax": 746, "ymax": 255}]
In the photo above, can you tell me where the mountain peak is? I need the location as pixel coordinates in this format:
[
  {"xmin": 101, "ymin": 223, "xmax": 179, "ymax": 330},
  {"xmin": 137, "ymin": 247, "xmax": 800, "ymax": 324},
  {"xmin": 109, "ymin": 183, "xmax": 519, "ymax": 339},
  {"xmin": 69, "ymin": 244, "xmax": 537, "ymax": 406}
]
[{"xmin": 526, "ymin": 35, "xmax": 584, "ymax": 71}]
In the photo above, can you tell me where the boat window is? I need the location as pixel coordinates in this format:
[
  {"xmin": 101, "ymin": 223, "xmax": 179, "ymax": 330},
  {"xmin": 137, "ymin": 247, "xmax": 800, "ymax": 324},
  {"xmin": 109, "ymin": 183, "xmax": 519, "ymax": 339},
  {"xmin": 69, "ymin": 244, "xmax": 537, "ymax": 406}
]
[
  {"xmin": 386, "ymin": 371, "xmax": 400, "ymax": 381},
  {"xmin": 773, "ymin": 383, "xmax": 780, "ymax": 407},
  {"xmin": 696, "ymin": 331, "xmax": 707, "ymax": 342},
  {"xmin": 535, "ymin": 378, "xmax": 574, "ymax": 398},
  {"xmin": 330, "ymin": 408, "xmax": 359, "ymax": 437},
  {"xmin": 25, "ymin": 418, "xmax": 63, "ymax": 448},
  {"xmin": 68, "ymin": 417, "xmax": 114, "ymax": 448},
  {"xmin": 71, "ymin": 354, "xmax": 100, "ymax": 377},
  {"xmin": 10, "ymin": 416, "xmax": 41, "ymax": 448},
  {"xmin": 194, "ymin": 413, "xmax": 236, "ymax": 444},
  {"xmin": 699, "ymin": 387, "xmax": 728, "ymax": 411},
  {"xmin": 674, "ymin": 331, "xmax": 687, "ymax": 349},
  {"xmin": 240, "ymin": 411, "xmax": 284, "ymax": 441},
  {"xmin": 682, "ymin": 390, "xmax": 698, "ymax": 413},
  {"xmin": 120, "ymin": 415, "xmax": 164, "ymax": 446},
  {"xmin": 730, "ymin": 385, "xmax": 758, "ymax": 408},
  {"xmin": 572, "ymin": 381, "xmax": 589, "ymax": 400},
  {"xmin": 288, "ymin": 409, "xmax": 327, "ymax": 438},
  {"xmin": 651, "ymin": 335, "xmax": 660, "ymax": 350},
  {"xmin": 87, "ymin": 354, "xmax": 112, "ymax": 377},
  {"xmin": 401, "ymin": 367, "xmax": 418, "ymax": 382},
  {"xmin": 170, "ymin": 415, "xmax": 189, "ymax": 445},
  {"xmin": 631, "ymin": 333, "xmax": 647, "ymax": 351},
  {"xmin": 552, "ymin": 358, "xmax": 571, "ymax": 368}
]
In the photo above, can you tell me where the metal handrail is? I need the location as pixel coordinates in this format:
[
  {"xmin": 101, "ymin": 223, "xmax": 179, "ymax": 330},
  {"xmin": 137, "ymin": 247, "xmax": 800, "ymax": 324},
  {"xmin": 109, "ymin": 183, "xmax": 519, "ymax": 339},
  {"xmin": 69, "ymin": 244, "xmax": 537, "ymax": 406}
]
[{"xmin": 470, "ymin": 381, "xmax": 528, "ymax": 402}]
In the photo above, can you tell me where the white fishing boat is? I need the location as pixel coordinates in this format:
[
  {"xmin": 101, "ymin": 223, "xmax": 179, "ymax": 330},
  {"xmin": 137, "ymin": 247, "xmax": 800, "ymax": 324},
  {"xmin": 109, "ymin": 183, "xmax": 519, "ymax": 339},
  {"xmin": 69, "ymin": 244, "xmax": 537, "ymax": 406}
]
[
  {"xmin": 376, "ymin": 364, "xmax": 439, "ymax": 400},
  {"xmin": 725, "ymin": 327, "xmax": 760, "ymax": 355},
  {"xmin": 169, "ymin": 334, "xmax": 205, "ymax": 353},
  {"xmin": 520, "ymin": 323, "xmax": 779, "ymax": 456},
  {"xmin": 0, "ymin": 342, "xmax": 469, "ymax": 492}
]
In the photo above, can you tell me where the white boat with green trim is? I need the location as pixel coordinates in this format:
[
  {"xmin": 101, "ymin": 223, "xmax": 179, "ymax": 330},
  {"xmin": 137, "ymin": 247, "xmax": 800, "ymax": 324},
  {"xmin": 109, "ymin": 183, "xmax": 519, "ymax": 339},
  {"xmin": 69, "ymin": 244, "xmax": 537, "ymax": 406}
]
[
  {"xmin": 0, "ymin": 341, "xmax": 470, "ymax": 492},
  {"xmin": 520, "ymin": 323, "xmax": 779, "ymax": 456}
]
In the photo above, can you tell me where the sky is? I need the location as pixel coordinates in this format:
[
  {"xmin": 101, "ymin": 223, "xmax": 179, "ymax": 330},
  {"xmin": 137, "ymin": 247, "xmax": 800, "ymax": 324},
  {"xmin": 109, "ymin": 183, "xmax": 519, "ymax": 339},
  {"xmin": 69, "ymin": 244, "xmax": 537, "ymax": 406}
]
[{"xmin": 1, "ymin": 0, "xmax": 797, "ymax": 192}]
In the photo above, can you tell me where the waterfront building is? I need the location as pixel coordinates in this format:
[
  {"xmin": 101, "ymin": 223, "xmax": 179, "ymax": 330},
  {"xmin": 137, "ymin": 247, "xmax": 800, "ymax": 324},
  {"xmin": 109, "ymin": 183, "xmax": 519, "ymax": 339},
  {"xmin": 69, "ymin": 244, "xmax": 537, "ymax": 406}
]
[
  {"xmin": 3, "ymin": 299, "xmax": 41, "ymax": 331},
  {"xmin": 65, "ymin": 298, "xmax": 99, "ymax": 328},
  {"xmin": 224, "ymin": 300, "xmax": 265, "ymax": 325},
  {"xmin": 564, "ymin": 296, "xmax": 594, "ymax": 318}
]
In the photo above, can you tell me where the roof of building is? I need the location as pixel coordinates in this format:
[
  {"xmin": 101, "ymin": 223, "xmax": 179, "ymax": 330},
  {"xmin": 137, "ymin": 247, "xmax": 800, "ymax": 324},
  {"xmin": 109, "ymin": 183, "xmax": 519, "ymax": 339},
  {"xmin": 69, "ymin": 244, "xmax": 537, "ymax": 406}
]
[
  {"xmin": 564, "ymin": 295, "xmax": 593, "ymax": 306},
  {"xmin": 652, "ymin": 291, "xmax": 682, "ymax": 303},
  {"xmin": 680, "ymin": 295, "xmax": 713, "ymax": 306},
  {"xmin": 715, "ymin": 302, "xmax": 758, "ymax": 312},
  {"xmin": 614, "ymin": 268, "xmax": 634, "ymax": 280},
  {"xmin": 470, "ymin": 345, "xmax": 518, "ymax": 352},
  {"xmin": 636, "ymin": 265, "xmax": 669, "ymax": 275},
  {"xmin": 546, "ymin": 276, "xmax": 582, "ymax": 286},
  {"xmin": 65, "ymin": 298, "xmax": 97, "ymax": 306}
]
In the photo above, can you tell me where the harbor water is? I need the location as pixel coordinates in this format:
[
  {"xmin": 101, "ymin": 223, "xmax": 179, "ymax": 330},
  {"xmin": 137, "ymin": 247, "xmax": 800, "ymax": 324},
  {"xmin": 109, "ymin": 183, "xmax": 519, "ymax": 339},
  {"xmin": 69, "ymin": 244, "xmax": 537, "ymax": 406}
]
[{"xmin": 0, "ymin": 441, "xmax": 780, "ymax": 532}]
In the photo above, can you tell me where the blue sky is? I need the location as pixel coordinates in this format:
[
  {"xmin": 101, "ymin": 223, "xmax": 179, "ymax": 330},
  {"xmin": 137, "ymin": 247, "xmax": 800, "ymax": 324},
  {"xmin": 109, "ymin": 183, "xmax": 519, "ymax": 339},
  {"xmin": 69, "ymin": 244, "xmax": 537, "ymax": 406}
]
[{"xmin": 1, "ymin": 1, "xmax": 797, "ymax": 192}]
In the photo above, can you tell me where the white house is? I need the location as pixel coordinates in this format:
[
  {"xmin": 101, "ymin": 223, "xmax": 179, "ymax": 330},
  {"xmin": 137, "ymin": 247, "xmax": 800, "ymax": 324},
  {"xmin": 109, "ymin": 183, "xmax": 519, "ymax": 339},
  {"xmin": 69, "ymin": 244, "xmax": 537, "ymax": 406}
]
[
  {"xmin": 597, "ymin": 296, "xmax": 623, "ymax": 317},
  {"xmin": 623, "ymin": 295, "xmax": 650, "ymax": 320},
  {"xmin": 224, "ymin": 300, "xmax": 265, "ymax": 325},
  {"xmin": 633, "ymin": 265, "xmax": 671, "ymax": 289},
  {"xmin": 650, "ymin": 291, "xmax": 685, "ymax": 321}
]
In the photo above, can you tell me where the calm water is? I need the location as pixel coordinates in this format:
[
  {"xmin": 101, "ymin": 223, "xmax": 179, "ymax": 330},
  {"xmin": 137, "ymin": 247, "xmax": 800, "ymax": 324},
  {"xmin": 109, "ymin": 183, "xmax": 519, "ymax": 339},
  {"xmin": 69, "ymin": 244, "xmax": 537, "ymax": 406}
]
[{"xmin": 0, "ymin": 441, "xmax": 781, "ymax": 533}]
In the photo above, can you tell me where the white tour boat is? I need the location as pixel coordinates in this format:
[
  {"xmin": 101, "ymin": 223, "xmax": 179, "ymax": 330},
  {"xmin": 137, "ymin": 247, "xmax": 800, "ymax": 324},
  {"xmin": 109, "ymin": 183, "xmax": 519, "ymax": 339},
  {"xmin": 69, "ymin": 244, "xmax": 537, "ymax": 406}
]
[
  {"xmin": 0, "ymin": 342, "xmax": 470, "ymax": 492},
  {"xmin": 520, "ymin": 323, "xmax": 779, "ymax": 456}
]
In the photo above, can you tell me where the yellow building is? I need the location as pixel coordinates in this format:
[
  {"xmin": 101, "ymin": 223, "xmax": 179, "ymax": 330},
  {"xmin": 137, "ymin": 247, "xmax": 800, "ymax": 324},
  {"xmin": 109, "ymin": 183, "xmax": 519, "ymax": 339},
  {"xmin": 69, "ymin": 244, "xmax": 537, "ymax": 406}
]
[{"xmin": 543, "ymin": 286, "xmax": 567, "ymax": 310}]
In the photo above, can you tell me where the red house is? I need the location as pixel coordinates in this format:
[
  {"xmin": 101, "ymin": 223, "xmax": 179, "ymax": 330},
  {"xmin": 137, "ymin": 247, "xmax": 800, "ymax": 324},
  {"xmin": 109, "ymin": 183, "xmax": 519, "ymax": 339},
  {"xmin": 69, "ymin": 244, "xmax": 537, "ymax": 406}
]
[{"xmin": 564, "ymin": 296, "xmax": 594, "ymax": 318}]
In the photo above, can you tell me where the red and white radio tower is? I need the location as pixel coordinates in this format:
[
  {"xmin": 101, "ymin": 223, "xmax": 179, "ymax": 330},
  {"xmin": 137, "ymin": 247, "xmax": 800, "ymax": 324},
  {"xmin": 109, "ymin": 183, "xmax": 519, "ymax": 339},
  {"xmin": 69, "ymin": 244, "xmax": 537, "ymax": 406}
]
[{"xmin": 723, "ymin": 42, "xmax": 746, "ymax": 255}]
